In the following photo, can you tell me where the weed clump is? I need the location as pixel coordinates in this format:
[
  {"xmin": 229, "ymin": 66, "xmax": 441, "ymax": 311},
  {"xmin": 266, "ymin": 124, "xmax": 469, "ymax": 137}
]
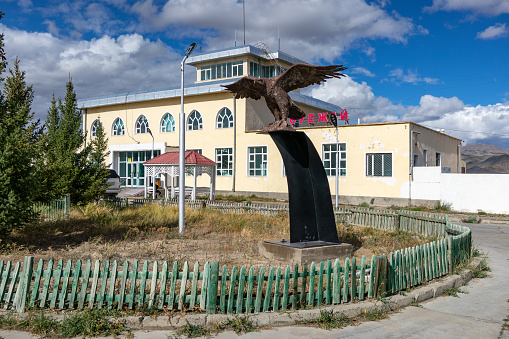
[{"xmin": 297, "ymin": 310, "xmax": 352, "ymax": 330}]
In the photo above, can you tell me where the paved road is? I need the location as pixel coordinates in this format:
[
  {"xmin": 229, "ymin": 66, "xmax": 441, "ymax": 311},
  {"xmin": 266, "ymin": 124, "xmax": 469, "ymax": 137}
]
[{"xmin": 2, "ymin": 223, "xmax": 508, "ymax": 339}]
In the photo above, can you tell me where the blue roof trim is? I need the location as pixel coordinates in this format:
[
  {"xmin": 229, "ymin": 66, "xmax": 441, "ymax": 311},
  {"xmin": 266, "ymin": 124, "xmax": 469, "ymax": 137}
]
[{"xmin": 78, "ymin": 79, "xmax": 341, "ymax": 113}]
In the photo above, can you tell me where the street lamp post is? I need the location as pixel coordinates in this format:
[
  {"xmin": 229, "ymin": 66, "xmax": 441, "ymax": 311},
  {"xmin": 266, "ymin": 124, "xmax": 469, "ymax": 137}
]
[
  {"xmin": 330, "ymin": 113, "xmax": 339, "ymax": 209},
  {"xmin": 179, "ymin": 42, "xmax": 197, "ymax": 235}
]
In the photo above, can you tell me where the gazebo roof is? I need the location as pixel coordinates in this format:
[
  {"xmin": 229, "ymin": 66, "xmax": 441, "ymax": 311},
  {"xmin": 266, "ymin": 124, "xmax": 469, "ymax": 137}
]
[{"xmin": 143, "ymin": 150, "xmax": 216, "ymax": 166}]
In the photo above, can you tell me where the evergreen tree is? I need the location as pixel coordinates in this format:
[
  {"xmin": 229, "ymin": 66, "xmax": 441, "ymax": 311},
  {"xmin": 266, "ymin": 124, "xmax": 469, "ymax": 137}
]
[
  {"xmin": 85, "ymin": 121, "xmax": 110, "ymax": 201},
  {"xmin": 0, "ymin": 55, "xmax": 43, "ymax": 237},
  {"xmin": 42, "ymin": 79, "xmax": 109, "ymax": 204}
]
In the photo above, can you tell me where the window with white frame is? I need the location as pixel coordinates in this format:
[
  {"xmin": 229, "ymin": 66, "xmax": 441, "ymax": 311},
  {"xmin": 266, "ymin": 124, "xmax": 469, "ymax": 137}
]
[
  {"xmin": 215, "ymin": 148, "xmax": 233, "ymax": 176},
  {"xmin": 248, "ymin": 146, "xmax": 267, "ymax": 176},
  {"xmin": 90, "ymin": 119, "xmax": 102, "ymax": 137},
  {"xmin": 413, "ymin": 154, "xmax": 419, "ymax": 167},
  {"xmin": 112, "ymin": 118, "xmax": 125, "ymax": 136},
  {"xmin": 366, "ymin": 153, "xmax": 392, "ymax": 177},
  {"xmin": 423, "ymin": 149, "xmax": 428, "ymax": 166},
  {"xmin": 160, "ymin": 113, "xmax": 175, "ymax": 132},
  {"xmin": 135, "ymin": 115, "xmax": 149, "ymax": 134},
  {"xmin": 436, "ymin": 152, "xmax": 441, "ymax": 166},
  {"xmin": 200, "ymin": 61, "xmax": 243, "ymax": 81},
  {"xmin": 187, "ymin": 111, "xmax": 203, "ymax": 130},
  {"xmin": 322, "ymin": 143, "xmax": 346, "ymax": 176},
  {"xmin": 216, "ymin": 107, "xmax": 234, "ymax": 128}
]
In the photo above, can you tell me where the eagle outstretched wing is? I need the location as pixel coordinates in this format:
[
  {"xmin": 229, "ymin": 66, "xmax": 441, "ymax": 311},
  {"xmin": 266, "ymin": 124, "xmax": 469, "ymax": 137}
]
[
  {"xmin": 275, "ymin": 63, "xmax": 347, "ymax": 93},
  {"xmin": 221, "ymin": 77, "xmax": 264, "ymax": 100}
]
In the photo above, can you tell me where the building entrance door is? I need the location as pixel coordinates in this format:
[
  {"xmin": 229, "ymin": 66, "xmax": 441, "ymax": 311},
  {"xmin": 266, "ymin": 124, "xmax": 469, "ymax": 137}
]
[{"xmin": 119, "ymin": 150, "xmax": 160, "ymax": 187}]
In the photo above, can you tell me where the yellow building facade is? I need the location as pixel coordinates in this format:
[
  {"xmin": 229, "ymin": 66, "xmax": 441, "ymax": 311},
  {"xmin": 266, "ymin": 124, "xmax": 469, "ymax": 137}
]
[{"xmin": 79, "ymin": 45, "xmax": 462, "ymax": 205}]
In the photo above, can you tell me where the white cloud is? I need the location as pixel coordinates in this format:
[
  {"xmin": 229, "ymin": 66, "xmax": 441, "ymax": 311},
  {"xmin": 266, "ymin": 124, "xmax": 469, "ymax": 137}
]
[
  {"xmin": 307, "ymin": 75, "xmax": 403, "ymax": 122},
  {"xmin": 307, "ymin": 75, "xmax": 509, "ymax": 147},
  {"xmin": 132, "ymin": 0, "xmax": 417, "ymax": 62},
  {"xmin": 350, "ymin": 67, "xmax": 375, "ymax": 77},
  {"xmin": 403, "ymin": 95, "xmax": 465, "ymax": 122},
  {"xmin": 0, "ymin": 24, "xmax": 184, "ymax": 121},
  {"xmin": 419, "ymin": 103, "xmax": 509, "ymax": 147},
  {"xmin": 386, "ymin": 68, "xmax": 440, "ymax": 85},
  {"xmin": 424, "ymin": 0, "xmax": 509, "ymax": 16},
  {"xmin": 476, "ymin": 23, "xmax": 508, "ymax": 39}
]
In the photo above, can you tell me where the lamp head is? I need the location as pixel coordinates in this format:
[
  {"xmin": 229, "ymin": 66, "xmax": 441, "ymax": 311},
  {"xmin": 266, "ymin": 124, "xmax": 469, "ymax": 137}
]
[
  {"xmin": 329, "ymin": 112, "xmax": 338, "ymax": 127},
  {"xmin": 185, "ymin": 42, "xmax": 197, "ymax": 58}
]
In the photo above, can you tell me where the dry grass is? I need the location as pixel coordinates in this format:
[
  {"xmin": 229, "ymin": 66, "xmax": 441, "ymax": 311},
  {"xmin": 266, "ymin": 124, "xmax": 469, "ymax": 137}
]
[{"xmin": 0, "ymin": 203, "xmax": 434, "ymax": 269}]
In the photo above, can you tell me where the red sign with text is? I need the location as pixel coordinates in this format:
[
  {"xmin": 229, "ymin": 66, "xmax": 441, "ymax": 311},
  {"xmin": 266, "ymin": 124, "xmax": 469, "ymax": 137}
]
[{"xmin": 289, "ymin": 109, "xmax": 348, "ymax": 125}]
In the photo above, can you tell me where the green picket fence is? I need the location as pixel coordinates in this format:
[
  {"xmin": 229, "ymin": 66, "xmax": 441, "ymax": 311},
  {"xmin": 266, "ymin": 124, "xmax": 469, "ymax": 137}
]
[
  {"xmin": 0, "ymin": 255, "xmax": 385, "ymax": 314},
  {"xmin": 350, "ymin": 208, "xmax": 448, "ymax": 238},
  {"xmin": 3, "ymin": 201, "xmax": 471, "ymax": 314},
  {"xmin": 32, "ymin": 195, "xmax": 71, "ymax": 221}
]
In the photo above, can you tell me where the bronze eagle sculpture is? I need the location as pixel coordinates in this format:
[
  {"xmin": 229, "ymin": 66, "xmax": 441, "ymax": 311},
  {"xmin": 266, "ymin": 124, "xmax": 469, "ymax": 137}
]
[{"xmin": 222, "ymin": 63, "xmax": 347, "ymax": 132}]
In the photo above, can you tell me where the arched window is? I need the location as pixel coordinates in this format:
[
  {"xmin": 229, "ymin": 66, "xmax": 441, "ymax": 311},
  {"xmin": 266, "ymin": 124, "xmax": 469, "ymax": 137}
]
[
  {"xmin": 135, "ymin": 115, "xmax": 149, "ymax": 134},
  {"xmin": 160, "ymin": 113, "xmax": 175, "ymax": 132},
  {"xmin": 112, "ymin": 118, "xmax": 125, "ymax": 136},
  {"xmin": 187, "ymin": 110, "xmax": 203, "ymax": 131},
  {"xmin": 216, "ymin": 107, "xmax": 233, "ymax": 128},
  {"xmin": 90, "ymin": 119, "xmax": 102, "ymax": 137}
]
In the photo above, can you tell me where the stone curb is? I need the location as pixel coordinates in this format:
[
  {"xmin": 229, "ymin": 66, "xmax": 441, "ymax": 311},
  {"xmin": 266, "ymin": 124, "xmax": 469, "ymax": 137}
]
[{"xmin": 0, "ymin": 257, "xmax": 483, "ymax": 331}]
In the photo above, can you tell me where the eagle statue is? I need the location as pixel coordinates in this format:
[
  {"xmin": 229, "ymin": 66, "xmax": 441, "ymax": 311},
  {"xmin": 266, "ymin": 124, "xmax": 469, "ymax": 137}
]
[{"xmin": 222, "ymin": 63, "xmax": 347, "ymax": 132}]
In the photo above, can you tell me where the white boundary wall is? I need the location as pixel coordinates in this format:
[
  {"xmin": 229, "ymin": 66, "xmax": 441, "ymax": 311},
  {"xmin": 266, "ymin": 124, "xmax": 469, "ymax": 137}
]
[{"xmin": 412, "ymin": 167, "xmax": 509, "ymax": 214}]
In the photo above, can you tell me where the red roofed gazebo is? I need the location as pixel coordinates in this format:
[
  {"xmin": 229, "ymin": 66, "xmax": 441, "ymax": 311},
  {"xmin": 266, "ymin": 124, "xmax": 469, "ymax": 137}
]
[{"xmin": 143, "ymin": 151, "xmax": 217, "ymax": 200}]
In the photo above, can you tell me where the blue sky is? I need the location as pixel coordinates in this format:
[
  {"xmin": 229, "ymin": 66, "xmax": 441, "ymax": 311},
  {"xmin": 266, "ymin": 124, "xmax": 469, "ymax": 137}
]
[{"xmin": 1, "ymin": 0, "xmax": 509, "ymax": 147}]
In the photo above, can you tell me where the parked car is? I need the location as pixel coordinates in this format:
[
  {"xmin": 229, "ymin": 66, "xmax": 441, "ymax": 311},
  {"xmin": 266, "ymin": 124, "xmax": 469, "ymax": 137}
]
[{"xmin": 105, "ymin": 169, "xmax": 121, "ymax": 195}]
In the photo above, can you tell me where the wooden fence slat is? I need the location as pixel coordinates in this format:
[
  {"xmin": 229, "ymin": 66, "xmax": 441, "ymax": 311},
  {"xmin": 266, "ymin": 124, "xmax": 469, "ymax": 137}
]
[
  {"xmin": 332, "ymin": 259, "xmax": 340, "ymax": 304},
  {"xmin": 359, "ymin": 256, "xmax": 366, "ymax": 300},
  {"xmin": 245, "ymin": 266, "xmax": 255, "ymax": 313},
  {"xmin": 227, "ymin": 266, "xmax": 237, "ymax": 314},
  {"xmin": 307, "ymin": 262, "xmax": 316, "ymax": 307},
  {"xmin": 350, "ymin": 257, "xmax": 357, "ymax": 301},
  {"xmin": 39, "ymin": 259, "xmax": 53, "ymax": 308},
  {"xmin": 148, "ymin": 261, "xmax": 158, "ymax": 309},
  {"xmin": 78, "ymin": 260, "xmax": 92, "ymax": 309},
  {"xmin": 50, "ymin": 259, "xmax": 64, "ymax": 309},
  {"xmin": 128, "ymin": 260, "xmax": 138, "ymax": 310},
  {"xmin": 342, "ymin": 258, "xmax": 350, "ymax": 303},
  {"xmin": 273, "ymin": 267, "xmax": 281, "ymax": 311},
  {"xmin": 281, "ymin": 265, "xmax": 290, "ymax": 311},
  {"xmin": 138, "ymin": 261, "xmax": 149, "ymax": 309},
  {"xmin": 325, "ymin": 260, "xmax": 332, "ymax": 305},
  {"xmin": 300, "ymin": 264, "xmax": 307, "ymax": 307},
  {"xmin": 178, "ymin": 262, "xmax": 189, "ymax": 311},
  {"xmin": 292, "ymin": 264, "xmax": 298, "ymax": 310},
  {"xmin": 29, "ymin": 260, "xmax": 43, "ymax": 308},
  {"xmin": 263, "ymin": 267, "xmax": 274, "ymax": 312},
  {"xmin": 200, "ymin": 262, "xmax": 209, "ymax": 310},
  {"xmin": 317, "ymin": 261, "xmax": 324, "ymax": 307},
  {"xmin": 165, "ymin": 261, "xmax": 176, "ymax": 310},
  {"xmin": 236, "ymin": 266, "xmax": 246, "ymax": 314},
  {"xmin": 97, "ymin": 260, "xmax": 110, "ymax": 309},
  {"xmin": 89, "ymin": 260, "xmax": 100, "ymax": 309},
  {"xmin": 107, "ymin": 260, "xmax": 117, "ymax": 310},
  {"xmin": 254, "ymin": 267, "xmax": 265, "ymax": 313},
  {"xmin": 189, "ymin": 261, "xmax": 199, "ymax": 308},
  {"xmin": 118, "ymin": 260, "xmax": 129, "ymax": 310}
]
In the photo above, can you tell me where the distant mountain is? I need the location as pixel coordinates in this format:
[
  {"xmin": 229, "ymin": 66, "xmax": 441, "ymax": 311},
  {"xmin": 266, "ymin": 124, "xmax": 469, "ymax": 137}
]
[
  {"xmin": 462, "ymin": 144, "xmax": 509, "ymax": 156},
  {"xmin": 462, "ymin": 144, "xmax": 509, "ymax": 174}
]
